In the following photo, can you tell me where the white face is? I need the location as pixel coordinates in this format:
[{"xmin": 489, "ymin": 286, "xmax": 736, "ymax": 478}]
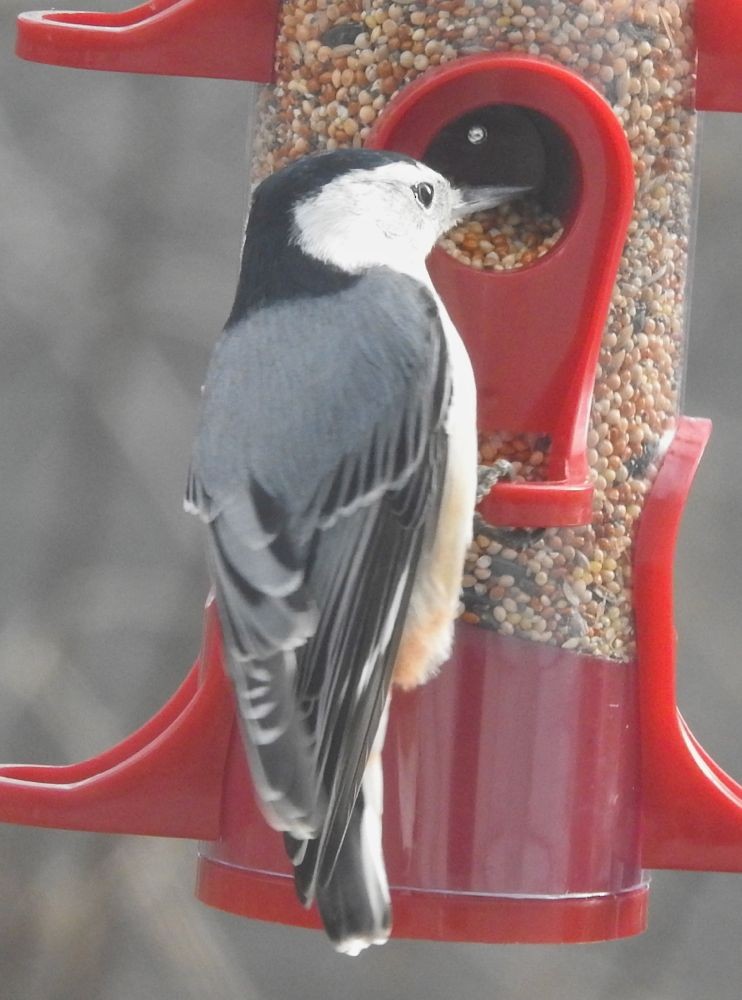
[{"xmin": 291, "ymin": 160, "xmax": 459, "ymax": 282}]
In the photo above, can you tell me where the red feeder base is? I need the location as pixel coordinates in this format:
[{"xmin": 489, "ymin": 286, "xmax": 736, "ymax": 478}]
[
  {"xmin": 196, "ymin": 625, "xmax": 649, "ymax": 944},
  {"xmin": 198, "ymin": 861, "xmax": 648, "ymax": 945}
]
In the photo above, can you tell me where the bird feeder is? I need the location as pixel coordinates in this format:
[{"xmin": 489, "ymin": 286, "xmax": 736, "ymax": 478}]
[{"xmin": 7, "ymin": 0, "xmax": 742, "ymax": 945}]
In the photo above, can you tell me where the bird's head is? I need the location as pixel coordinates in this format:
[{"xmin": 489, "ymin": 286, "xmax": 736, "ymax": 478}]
[{"xmin": 249, "ymin": 149, "xmax": 525, "ymax": 283}]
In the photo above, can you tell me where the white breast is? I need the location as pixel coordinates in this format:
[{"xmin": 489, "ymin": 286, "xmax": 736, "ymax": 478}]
[
  {"xmin": 424, "ymin": 281, "xmax": 477, "ymax": 453},
  {"xmin": 392, "ymin": 279, "xmax": 478, "ymax": 690}
]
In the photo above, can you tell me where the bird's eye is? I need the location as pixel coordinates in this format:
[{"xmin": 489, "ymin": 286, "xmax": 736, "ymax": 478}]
[{"xmin": 412, "ymin": 182, "xmax": 435, "ymax": 209}]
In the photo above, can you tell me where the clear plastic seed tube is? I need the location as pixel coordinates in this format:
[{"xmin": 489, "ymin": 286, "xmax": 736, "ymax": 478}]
[{"xmin": 248, "ymin": 0, "xmax": 696, "ymax": 662}]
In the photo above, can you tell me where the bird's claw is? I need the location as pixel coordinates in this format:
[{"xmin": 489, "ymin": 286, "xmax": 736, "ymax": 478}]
[{"xmin": 476, "ymin": 459, "xmax": 514, "ymax": 502}]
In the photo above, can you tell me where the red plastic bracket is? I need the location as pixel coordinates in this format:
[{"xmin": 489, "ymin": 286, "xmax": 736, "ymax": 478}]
[
  {"xmin": 634, "ymin": 416, "xmax": 742, "ymax": 871},
  {"xmin": 368, "ymin": 55, "xmax": 634, "ymax": 528},
  {"xmin": 695, "ymin": 0, "xmax": 742, "ymax": 112},
  {"xmin": 16, "ymin": 0, "xmax": 280, "ymax": 82},
  {"xmin": 0, "ymin": 599, "xmax": 234, "ymax": 839}
]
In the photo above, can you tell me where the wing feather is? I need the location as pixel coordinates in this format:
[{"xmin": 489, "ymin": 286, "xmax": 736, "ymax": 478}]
[{"xmin": 187, "ymin": 267, "xmax": 451, "ymax": 882}]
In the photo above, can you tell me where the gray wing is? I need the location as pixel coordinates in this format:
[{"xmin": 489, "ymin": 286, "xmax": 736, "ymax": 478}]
[{"xmin": 186, "ymin": 267, "xmax": 451, "ymax": 889}]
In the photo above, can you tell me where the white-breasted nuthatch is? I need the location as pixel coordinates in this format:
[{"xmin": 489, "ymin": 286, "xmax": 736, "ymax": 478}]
[{"xmin": 185, "ymin": 149, "xmax": 522, "ymax": 955}]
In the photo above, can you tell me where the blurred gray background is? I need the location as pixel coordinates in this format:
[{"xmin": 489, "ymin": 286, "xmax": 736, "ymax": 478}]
[{"xmin": 1, "ymin": 2, "xmax": 742, "ymax": 998}]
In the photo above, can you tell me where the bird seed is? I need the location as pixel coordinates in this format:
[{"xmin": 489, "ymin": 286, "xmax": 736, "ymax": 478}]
[{"xmin": 249, "ymin": 0, "xmax": 696, "ymax": 662}]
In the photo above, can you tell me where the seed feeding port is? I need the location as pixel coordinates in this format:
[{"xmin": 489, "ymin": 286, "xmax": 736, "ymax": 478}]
[
  {"xmin": 367, "ymin": 54, "xmax": 634, "ymax": 527},
  {"xmin": 426, "ymin": 105, "xmax": 550, "ymax": 193},
  {"xmin": 426, "ymin": 105, "xmax": 575, "ymax": 272}
]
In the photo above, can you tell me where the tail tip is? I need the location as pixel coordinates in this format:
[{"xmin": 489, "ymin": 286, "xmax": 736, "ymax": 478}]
[{"xmin": 333, "ymin": 928, "xmax": 391, "ymax": 957}]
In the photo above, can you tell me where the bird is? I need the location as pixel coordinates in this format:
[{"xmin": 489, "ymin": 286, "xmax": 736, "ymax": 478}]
[{"xmin": 185, "ymin": 148, "xmax": 522, "ymax": 955}]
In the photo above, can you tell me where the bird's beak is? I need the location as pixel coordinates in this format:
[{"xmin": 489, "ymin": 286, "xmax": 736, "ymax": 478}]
[{"xmin": 450, "ymin": 185, "xmax": 532, "ymax": 223}]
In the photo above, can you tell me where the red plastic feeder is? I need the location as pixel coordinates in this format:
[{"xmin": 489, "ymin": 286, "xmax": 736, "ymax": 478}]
[
  {"xmin": 16, "ymin": 0, "xmax": 280, "ymax": 82},
  {"xmin": 6, "ymin": 0, "xmax": 742, "ymax": 951}
]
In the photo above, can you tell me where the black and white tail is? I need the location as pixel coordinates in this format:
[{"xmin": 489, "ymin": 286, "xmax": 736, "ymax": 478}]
[{"xmin": 291, "ymin": 744, "xmax": 391, "ymax": 956}]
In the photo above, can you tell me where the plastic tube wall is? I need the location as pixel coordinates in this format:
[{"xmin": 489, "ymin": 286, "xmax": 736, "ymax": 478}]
[{"xmin": 249, "ymin": 0, "xmax": 697, "ymax": 663}]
